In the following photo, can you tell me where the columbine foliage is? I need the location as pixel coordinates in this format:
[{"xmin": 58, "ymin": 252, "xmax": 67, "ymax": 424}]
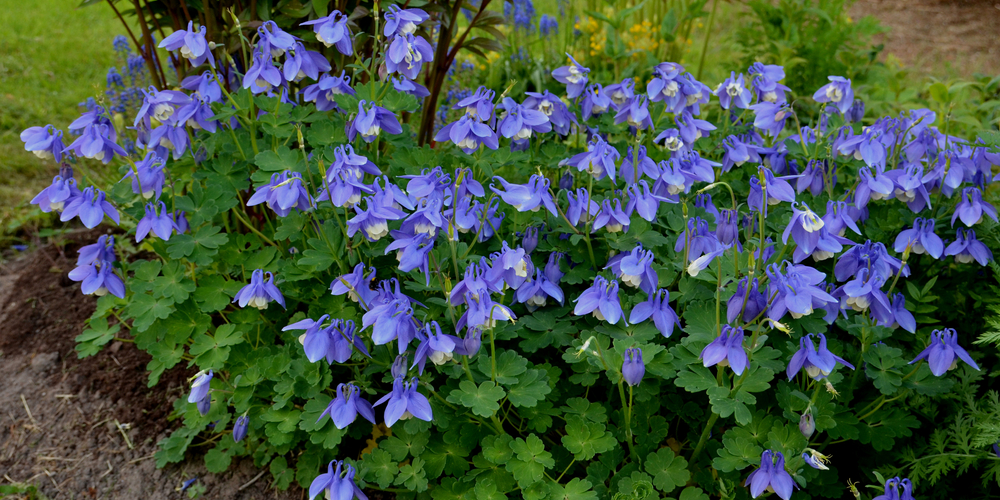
[{"xmin": 19, "ymin": 2, "xmax": 1000, "ymax": 499}]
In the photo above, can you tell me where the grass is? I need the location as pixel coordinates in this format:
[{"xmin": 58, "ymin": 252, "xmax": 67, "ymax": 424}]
[{"xmin": 0, "ymin": 0, "xmax": 124, "ymax": 232}]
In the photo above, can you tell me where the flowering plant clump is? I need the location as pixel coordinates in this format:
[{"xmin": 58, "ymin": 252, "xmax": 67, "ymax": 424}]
[{"xmin": 21, "ymin": 2, "xmax": 1000, "ymax": 498}]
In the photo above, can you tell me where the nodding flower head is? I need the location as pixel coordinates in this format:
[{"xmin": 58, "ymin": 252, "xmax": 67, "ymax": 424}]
[
  {"xmin": 700, "ymin": 325, "xmax": 748, "ymax": 375},
  {"xmin": 812, "ymin": 76, "xmax": 853, "ymax": 114},
  {"xmin": 786, "ymin": 333, "xmax": 855, "ymax": 380},
  {"xmin": 744, "ymin": 450, "xmax": 794, "ymax": 500},
  {"xmin": 573, "ymin": 276, "xmax": 626, "ymax": 325},
  {"xmin": 551, "ymin": 53, "xmax": 589, "ymax": 98},
  {"xmin": 302, "ymin": 11, "xmax": 353, "ymax": 55},
  {"xmin": 373, "ymin": 377, "xmax": 433, "ymax": 427},
  {"xmin": 621, "ymin": 347, "xmax": 645, "ymax": 387},
  {"xmin": 233, "ymin": 269, "xmax": 285, "ymax": 309},
  {"xmin": 307, "ymin": 460, "xmax": 366, "ymax": 500},
  {"xmin": 909, "ymin": 328, "xmax": 979, "ymax": 376}
]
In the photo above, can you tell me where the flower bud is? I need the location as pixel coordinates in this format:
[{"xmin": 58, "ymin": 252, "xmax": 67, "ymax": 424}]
[
  {"xmin": 461, "ymin": 328, "xmax": 482, "ymax": 358},
  {"xmin": 621, "ymin": 347, "xmax": 645, "ymax": 387},
  {"xmin": 196, "ymin": 396, "xmax": 211, "ymax": 416},
  {"xmin": 799, "ymin": 412, "xmax": 815, "ymax": 438},
  {"xmin": 559, "ymin": 169, "xmax": 574, "ymax": 190},
  {"xmin": 522, "ymin": 227, "xmax": 539, "ymax": 254},
  {"xmin": 233, "ymin": 415, "xmax": 249, "ymax": 442},
  {"xmin": 391, "ymin": 355, "xmax": 408, "ymax": 379}
]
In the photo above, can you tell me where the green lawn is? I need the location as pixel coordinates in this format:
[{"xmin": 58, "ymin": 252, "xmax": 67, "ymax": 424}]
[{"xmin": 0, "ymin": 0, "xmax": 123, "ymax": 225}]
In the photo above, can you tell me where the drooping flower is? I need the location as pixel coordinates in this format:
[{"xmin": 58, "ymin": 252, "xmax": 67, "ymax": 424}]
[
  {"xmin": 347, "ymin": 100, "xmax": 403, "ymax": 143},
  {"xmin": 801, "ymin": 450, "xmax": 830, "ymax": 470},
  {"xmin": 799, "ymin": 413, "xmax": 815, "ymax": 438},
  {"xmin": 766, "ymin": 262, "xmax": 838, "ymax": 321},
  {"xmin": 187, "ymin": 370, "xmax": 213, "ymax": 406},
  {"xmin": 304, "ymin": 71, "xmax": 356, "ymax": 112},
  {"xmin": 392, "ymin": 76, "xmax": 430, "ymax": 99},
  {"xmin": 364, "ymin": 297, "xmax": 419, "ymax": 352},
  {"xmin": 490, "ymin": 174, "xmax": 558, "ymax": 215},
  {"xmin": 233, "ymin": 415, "xmax": 249, "ymax": 442},
  {"xmin": 68, "ymin": 259, "xmax": 125, "ymax": 299},
  {"xmin": 412, "ymin": 321, "xmax": 462, "ymax": 374},
  {"xmin": 63, "ymin": 124, "xmax": 127, "ymax": 164},
  {"xmin": 727, "ymin": 277, "xmax": 767, "ymax": 324},
  {"xmin": 282, "ymin": 42, "xmax": 331, "ymax": 82},
  {"xmin": 952, "ymin": 187, "xmax": 998, "ymax": 227},
  {"xmin": 302, "ymin": 11, "xmax": 354, "ymax": 55},
  {"xmin": 31, "ymin": 174, "xmax": 81, "ymax": 213},
  {"xmin": 385, "ymin": 33, "xmax": 434, "ymax": 80},
  {"xmin": 76, "ymin": 234, "xmax": 116, "ymax": 267},
  {"xmin": 347, "ymin": 195, "xmax": 407, "ymax": 242},
  {"xmin": 523, "ymin": 90, "xmax": 576, "ymax": 135},
  {"xmin": 20, "ymin": 124, "xmax": 65, "ymax": 161},
  {"xmin": 621, "ymin": 347, "xmax": 645, "ymax": 387},
  {"xmin": 565, "ymin": 135, "xmax": 621, "ymax": 183},
  {"xmin": 605, "ymin": 244, "xmax": 658, "ymax": 293},
  {"xmin": 581, "ymin": 83, "xmax": 611, "ymax": 121},
  {"xmin": 745, "ymin": 450, "xmax": 794, "ymax": 500},
  {"xmin": 551, "ymin": 53, "xmax": 589, "ymax": 98},
  {"xmin": 374, "ymin": 377, "xmax": 433, "ymax": 427},
  {"xmin": 714, "ymin": 72, "xmax": 752, "ymax": 110},
  {"xmin": 621, "ymin": 145, "xmax": 658, "ymax": 185},
  {"xmin": 318, "ymin": 383, "xmax": 377, "ymax": 429},
  {"xmin": 909, "ymin": 328, "xmax": 980, "ymax": 376},
  {"xmin": 385, "ymin": 231, "xmax": 436, "ymax": 285},
  {"xmin": 893, "ymin": 217, "xmax": 944, "ymax": 259},
  {"xmin": 613, "ymin": 95, "xmax": 654, "ymax": 131},
  {"xmin": 629, "ymin": 289, "xmax": 681, "ymax": 338},
  {"xmin": 625, "ymin": 180, "xmax": 668, "ymax": 222},
  {"xmin": 135, "ymin": 201, "xmax": 176, "ymax": 242},
  {"xmin": 786, "ymin": 333, "xmax": 855, "ymax": 380},
  {"xmin": 60, "ymin": 186, "xmax": 120, "ymax": 228},
  {"xmin": 159, "ymin": 21, "xmax": 215, "ymax": 67},
  {"xmin": 307, "ymin": 460, "xmax": 367, "ymax": 500},
  {"xmin": 592, "ymin": 198, "xmax": 631, "ymax": 234},
  {"xmin": 812, "ymin": 76, "xmax": 853, "ymax": 114},
  {"xmin": 284, "ymin": 315, "xmax": 333, "ymax": 363},
  {"xmin": 944, "ymin": 228, "xmax": 993, "ymax": 265},
  {"xmin": 515, "ymin": 266, "xmax": 564, "ymax": 310},
  {"xmin": 383, "ymin": 4, "xmax": 430, "ymax": 35},
  {"xmin": 435, "ymin": 115, "xmax": 499, "ymax": 153},
  {"xmin": 574, "ymin": 276, "xmax": 626, "ymax": 325},
  {"xmin": 246, "ymin": 171, "xmax": 313, "ymax": 217},
  {"xmin": 233, "ymin": 269, "xmax": 285, "ymax": 309},
  {"xmin": 453, "ymin": 86, "xmax": 496, "ymax": 122},
  {"xmin": 700, "ymin": 325, "xmax": 748, "ymax": 375},
  {"xmin": 872, "ymin": 477, "xmax": 901, "ymax": 500},
  {"xmin": 750, "ymin": 101, "xmax": 791, "ymax": 137},
  {"xmin": 498, "ymin": 97, "xmax": 551, "ymax": 150},
  {"xmin": 854, "ymin": 165, "xmax": 894, "ymax": 209},
  {"xmin": 835, "ymin": 240, "xmax": 907, "ymax": 282},
  {"xmin": 256, "ymin": 20, "xmax": 297, "ymax": 57},
  {"xmin": 330, "ymin": 263, "xmax": 378, "ymax": 307}
]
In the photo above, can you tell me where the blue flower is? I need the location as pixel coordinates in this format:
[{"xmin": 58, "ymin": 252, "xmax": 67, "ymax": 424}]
[
  {"xmin": 523, "ymin": 91, "xmax": 576, "ymax": 135},
  {"xmin": 716, "ymin": 209, "xmax": 740, "ymax": 248},
  {"xmin": 435, "ymin": 115, "xmax": 499, "ymax": 153},
  {"xmin": 786, "ymin": 333, "xmax": 855, "ymax": 380},
  {"xmin": 953, "ymin": 187, "xmax": 998, "ymax": 227},
  {"xmin": 621, "ymin": 145, "xmax": 658, "ymax": 185},
  {"xmin": 909, "ymin": 328, "xmax": 979, "ymax": 376},
  {"xmin": 374, "ymin": 377, "xmax": 433, "ymax": 427},
  {"xmin": 68, "ymin": 105, "xmax": 114, "ymax": 135},
  {"xmin": 31, "ymin": 173, "xmax": 81, "ymax": 213},
  {"xmin": 551, "ymin": 53, "xmax": 589, "ymax": 98},
  {"xmin": 750, "ymin": 101, "xmax": 791, "ymax": 137},
  {"xmin": 487, "ymin": 241, "xmax": 533, "ymax": 290},
  {"xmin": 621, "ymin": 347, "xmax": 645, "ymax": 387},
  {"xmin": 385, "ymin": 231, "xmax": 436, "ymax": 285},
  {"xmin": 812, "ymin": 76, "xmax": 853, "ymax": 115},
  {"xmin": 945, "ymin": 227, "xmax": 993, "ymax": 265},
  {"xmin": 303, "ymin": 71, "xmax": 356, "ymax": 111},
  {"xmin": 76, "ymin": 234, "xmax": 116, "ymax": 267},
  {"xmin": 392, "ymin": 76, "xmax": 430, "ymax": 99},
  {"xmin": 63, "ymin": 124, "xmax": 127, "ymax": 164},
  {"xmin": 331, "ymin": 263, "xmax": 378, "ymax": 306},
  {"xmin": 187, "ymin": 370, "xmax": 213, "ymax": 405},
  {"xmin": 822, "ymin": 200, "xmax": 862, "ymax": 237},
  {"xmin": 453, "ymin": 86, "xmax": 496, "ymax": 122},
  {"xmin": 68, "ymin": 259, "xmax": 125, "ymax": 298},
  {"xmin": 799, "ymin": 413, "xmax": 815, "ymax": 438},
  {"xmin": 20, "ymin": 124, "xmax": 65, "ymax": 162},
  {"xmin": 284, "ymin": 315, "xmax": 333, "ymax": 362},
  {"xmin": 520, "ymin": 226, "xmax": 540, "ymax": 253},
  {"xmin": 745, "ymin": 450, "xmax": 794, "ymax": 500},
  {"xmin": 180, "ymin": 71, "xmax": 223, "ymax": 103},
  {"xmin": 748, "ymin": 63, "xmax": 791, "ymax": 104},
  {"xmin": 159, "ymin": 21, "xmax": 214, "ymax": 67},
  {"xmin": 700, "ymin": 325, "xmax": 748, "ymax": 375},
  {"xmin": 766, "ymin": 262, "xmax": 837, "ymax": 321},
  {"xmin": 60, "ymin": 186, "xmax": 120, "ymax": 228},
  {"xmin": 308, "ymin": 460, "xmax": 366, "ymax": 500},
  {"xmin": 647, "ymin": 62, "xmax": 686, "ymax": 111},
  {"xmin": 498, "ymin": 97, "xmax": 551, "ymax": 150},
  {"xmin": 363, "ymin": 298, "xmax": 418, "ymax": 352},
  {"xmin": 302, "ymin": 11, "xmax": 353, "ymax": 55},
  {"xmin": 801, "ymin": 450, "xmax": 829, "ymax": 470},
  {"xmin": 490, "ymin": 174, "xmax": 558, "ymax": 215},
  {"xmin": 574, "ymin": 276, "xmax": 626, "ymax": 325},
  {"xmin": 242, "ymin": 50, "xmax": 284, "ymax": 94},
  {"xmin": 347, "ymin": 100, "xmax": 402, "ymax": 143},
  {"xmin": 727, "ymin": 277, "xmax": 766, "ymax": 324},
  {"xmin": 456, "ymin": 284, "xmax": 516, "ymax": 331},
  {"xmin": 539, "ymin": 14, "xmax": 558, "ymax": 36},
  {"xmin": 625, "ymin": 180, "xmax": 667, "ymax": 222},
  {"xmin": 629, "ymin": 289, "xmax": 681, "ymax": 338},
  {"xmin": 592, "ymin": 198, "xmax": 631, "ymax": 234},
  {"xmin": 386, "ymin": 33, "xmax": 434, "ymax": 80},
  {"xmin": 676, "ymin": 111, "xmax": 716, "ymax": 144},
  {"xmin": 893, "ymin": 217, "xmax": 944, "ymax": 258},
  {"xmin": 319, "ymin": 383, "xmax": 377, "ymax": 429},
  {"xmin": 566, "ymin": 187, "xmax": 599, "ymax": 226},
  {"xmin": 714, "ymin": 72, "xmax": 752, "ymax": 110},
  {"xmin": 515, "ymin": 267, "xmax": 565, "ymax": 310},
  {"xmin": 233, "ymin": 269, "xmax": 285, "ymax": 309},
  {"xmin": 613, "ymin": 95, "xmax": 654, "ymax": 132},
  {"xmin": 383, "ymin": 4, "xmax": 430, "ymax": 36},
  {"xmin": 835, "ymin": 240, "xmax": 907, "ymax": 282},
  {"xmin": 134, "ymin": 87, "xmax": 191, "ymax": 127},
  {"xmin": 282, "ymin": 42, "xmax": 331, "ymax": 82},
  {"xmin": 233, "ymin": 415, "xmax": 249, "ymax": 442},
  {"xmin": 412, "ymin": 321, "xmax": 462, "ymax": 373},
  {"xmin": 566, "ymin": 136, "xmax": 621, "ymax": 183},
  {"xmin": 135, "ymin": 201, "xmax": 176, "ymax": 242},
  {"xmin": 247, "ymin": 171, "xmax": 313, "ymax": 217},
  {"xmin": 606, "ymin": 244, "xmax": 658, "ymax": 293},
  {"xmin": 256, "ymin": 20, "xmax": 297, "ymax": 56}
]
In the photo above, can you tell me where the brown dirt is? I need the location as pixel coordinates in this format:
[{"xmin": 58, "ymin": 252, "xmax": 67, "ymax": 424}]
[
  {"xmin": 0, "ymin": 229, "xmax": 305, "ymax": 499},
  {"xmin": 850, "ymin": 0, "xmax": 1000, "ymax": 77}
]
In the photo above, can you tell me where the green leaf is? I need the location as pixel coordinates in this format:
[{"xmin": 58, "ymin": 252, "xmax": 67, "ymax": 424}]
[
  {"xmin": 75, "ymin": 317, "xmax": 120, "ymax": 357},
  {"xmin": 505, "ymin": 434, "xmax": 554, "ymax": 488},
  {"xmin": 380, "ymin": 427, "xmax": 430, "ymax": 461},
  {"xmin": 928, "ymin": 82, "xmax": 949, "ymax": 103},
  {"xmin": 506, "ymin": 369, "xmax": 551, "ymax": 408},
  {"xmin": 189, "ymin": 324, "xmax": 246, "ymax": 370},
  {"xmin": 561, "ymin": 415, "xmax": 617, "ymax": 460},
  {"xmin": 679, "ymin": 486, "xmax": 710, "ymax": 500},
  {"xmin": 548, "ymin": 478, "xmax": 599, "ymax": 500},
  {"xmin": 644, "ymin": 447, "xmax": 690, "ymax": 493},
  {"xmin": 394, "ymin": 457, "xmax": 429, "ymax": 492},
  {"xmin": 481, "ymin": 349, "xmax": 528, "ymax": 384},
  {"xmin": 254, "ymin": 146, "xmax": 302, "ymax": 172},
  {"xmin": 674, "ymin": 364, "xmax": 718, "ymax": 393},
  {"xmin": 712, "ymin": 427, "xmax": 762, "ymax": 473},
  {"xmin": 864, "ymin": 343, "xmax": 904, "ymax": 395},
  {"xmin": 474, "ymin": 477, "xmax": 508, "ymax": 500},
  {"xmin": 362, "ymin": 449, "xmax": 397, "ymax": 489},
  {"xmin": 447, "ymin": 380, "xmax": 505, "ymax": 417}
]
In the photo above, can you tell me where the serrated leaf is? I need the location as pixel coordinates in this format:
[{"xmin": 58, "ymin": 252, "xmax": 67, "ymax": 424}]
[
  {"xmin": 447, "ymin": 380, "xmax": 505, "ymax": 417},
  {"xmin": 644, "ymin": 447, "xmax": 690, "ymax": 493}
]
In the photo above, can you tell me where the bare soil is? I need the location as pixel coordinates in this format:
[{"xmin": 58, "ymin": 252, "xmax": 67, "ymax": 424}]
[
  {"xmin": 850, "ymin": 0, "xmax": 1000, "ymax": 77},
  {"xmin": 0, "ymin": 230, "xmax": 304, "ymax": 499}
]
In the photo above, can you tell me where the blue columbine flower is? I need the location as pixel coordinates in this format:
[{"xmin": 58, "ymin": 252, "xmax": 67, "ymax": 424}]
[
  {"xmin": 180, "ymin": 71, "xmax": 223, "ymax": 102},
  {"xmin": 621, "ymin": 145, "xmax": 658, "ymax": 185},
  {"xmin": 822, "ymin": 200, "xmax": 862, "ymax": 237},
  {"xmin": 401, "ymin": 197, "xmax": 445, "ymax": 236},
  {"xmin": 893, "ymin": 217, "xmax": 944, "ymax": 258},
  {"xmin": 766, "ymin": 262, "xmax": 838, "ymax": 321},
  {"xmin": 176, "ymin": 94, "xmax": 218, "ymax": 132},
  {"xmin": 945, "ymin": 227, "xmax": 993, "ymax": 265},
  {"xmin": 31, "ymin": 174, "xmax": 81, "ymax": 213},
  {"xmin": 750, "ymin": 101, "xmax": 791, "ymax": 137},
  {"xmin": 621, "ymin": 347, "xmax": 644, "ymax": 386},
  {"xmin": 392, "ymin": 76, "xmax": 430, "ymax": 99},
  {"xmin": 319, "ymin": 383, "xmax": 377, "ymax": 429},
  {"xmin": 745, "ymin": 450, "xmax": 794, "ymax": 500},
  {"xmin": 629, "ymin": 289, "xmax": 681, "ymax": 338},
  {"xmin": 515, "ymin": 267, "xmax": 564, "ymax": 310},
  {"xmin": 326, "ymin": 319, "xmax": 369, "ymax": 363},
  {"xmin": 76, "ymin": 234, "xmax": 116, "ymax": 267},
  {"xmin": 801, "ymin": 449, "xmax": 830, "ymax": 470},
  {"xmin": 786, "ymin": 333, "xmax": 855, "ymax": 380},
  {"xmin": 953, "ymin": 187, "xmax": 998, "ymax": 227},
  {"xmin": 551, "ymin": 53, "xmax": 589, "ymax": 98},
  {"xmin": 364, "ymin": 298, "xmax": 418, "ymax": 352},
  {"xmin": 302, "ymin": 11, "xmax": 353, "ymax": 55},
  {"xmin": 614, "ymin": 95, "xmax": 654, "ymax": 132},
  {"xmin": 714, "ymin": 72, "xmax": 752, "ymax": 110},
  {"xmin": 435, "ymin": 115, "xmax": 499, "ymax": 153},
  {"xmin": 566, "ymin": 187, "xmax": 599, "ymax": 226},
  {"xmin": 581, "ymin": 84, "xmax": 611, "ymax": 121},
  {"xmin": 498, "ymin": 97, "xmax": 552, "ymax": 151},
  {"xmin": 412, "ymin": 321, "xmax": 462, "ymax": 373},
  {"xmin": 647, "ymin": 62, "xmax": 686, "ymax": 111},
  {"xmin": 727, "ymin": 277, "xmax": 766, "ymax": 324},
  {"xmin": 592, "ymin": 198, "xmax": 631, "ymax": 234},
  {"xmin": 566, "ymin": 136, "xmax": 621, "ymax": 183},
  {"xmin": 523, "ymin": 90, "xmax": 576, "ymax": 135},
  {"xmin": 282, "ymin": 42, "xmax": 331, "ymax": 82},
  {"xmin": 374, "ymin": 377, "xmax": 433, "ymax": 427},
  {"xmin": 308, "ymin": 460, "xmax": 366, "ymax": 500},
  {"xmin": 242, "ymin": 50, "xmax": 283, "ymax": 94},
  {"xmin": 487, "ymin": 241, "xmax": 533, "ymax": 290},
  {"xmin": 135, "ymin": 201, "xmax": 175, "ymax": 242},
  {"xmin": 782, "ymin": 201, "xmax": 825, "ymax": 247},
  {"xmin": 284, "ymin": 315, "xmax": 333, "ymax": 363},
  {"xmin": 383, "ymin": 4, "xmax": 429, "ymax": 35},
  {"xmin": 68, "ymin": 105, "xmax": 114, "ymax": 135},
  {"xmin": 625, "ymin": 180, "xmax": 668, "ymax": 222},
  {"xmin": 21, "ymin": 124, "xmax": 65, "ymax": 161},
  {"xmin": 68, "ymin": 259, "xmax": 125, "ymax": 298},
  {"xmin": 330, "ymin": 263, "xmax": 378, "ymax": 306},
  {"xmin": 247, "ymin": 171, "xmax": 313, "ymax": 217},
  {"xmin": 233, "ymin": 415, "xmax": 249, "ymax": 442},
  {"xmin": 386, "ymin": 33, "xmax": 434, "ymax": 80},
  {"xmin": 347, "ymin": 100, "xmax": 403, "ymax": 143},
  {"xmin": 833, "ymin": 268, "xmax": 892, "ymax": 323},
  {"xmin": 701, "ymin": 325, "xmax": 748, "ymax": 375},
  {"xmin": 159, "ymin": 21, "xmax": 214, "ymax": 67},
  {"xmin": 655, "ymin": 128, "xmax": 685, "ymax": 152},
  {"xmin": 63, "ymin": 124, "xmax": 127, "ymax": 164},
  {"xmin": 676, "ymin": 111, "xmax": 716, "ymax": 145},
  {"xmin": 303, "ymin": 71, "xmax": 356, "ymax": 112},
  {"xmin": 812, "ymin": 76, "xmax": 853, "ymax": 115},
  {"xmin": 574, "ymin": 276, "xmax": 626, "ymax": 325},
  {"xmin": 453, "ymin": 86, "xmax": 496, "ymax": 122},
  {"xmin": 716, "ymin": 209, "xmax": 740, "ymax": 248},
  {"xmin": 187, "ymin": 369, "xmax": 213, "ymax": 408},
  {"xmin": 60, "ymin": 186, "xmax": 120, "ymax": 228},
  {"xmin": 605, "ymin": 78, "xmax": 636, "ymax": 110},
  {"xmin": 385, "ymin": 231, "xmax": 435, "ymax": 285},
  {"xmin": 457, "ymin": 285, "xmax": 516, "ymax": 331},
  {"xmin": 490, "ymin": 174, "xmax": 558, "ymax": 215},
  {"xmin": 233, "ymin": 269, "xmax": 285, "ymax": 309},
  {"xmin": 521, "ymin": 226, "xmax": 540, "ymax": 253},
  {"xmin": 256, "ymin": 20, "xmax": 297, "ymax": 56},
  {"xmin": 605, "ymin": 244, "xmax": 658, "ymax": 293},
  {"xmin": 835, "ymin": 240, "xmax": 907, "ymax": 282},
  {"xmin": 846, "ymin": 99, "xmax": 865, "ymax": 122},
  {"xmin": 909, "ymin": 328, "xmax": 980, "ymax": 376},
  {"xmin": 347, "ymin": 196, "xmax": 406, "ymax": 242},
  {"xmin": 748, "ymin": 62, "xmax": 791, "ymax": 104},
  {"xmin": 885, "ymin": 293, "xmax": 916, "ymax": 333}
]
